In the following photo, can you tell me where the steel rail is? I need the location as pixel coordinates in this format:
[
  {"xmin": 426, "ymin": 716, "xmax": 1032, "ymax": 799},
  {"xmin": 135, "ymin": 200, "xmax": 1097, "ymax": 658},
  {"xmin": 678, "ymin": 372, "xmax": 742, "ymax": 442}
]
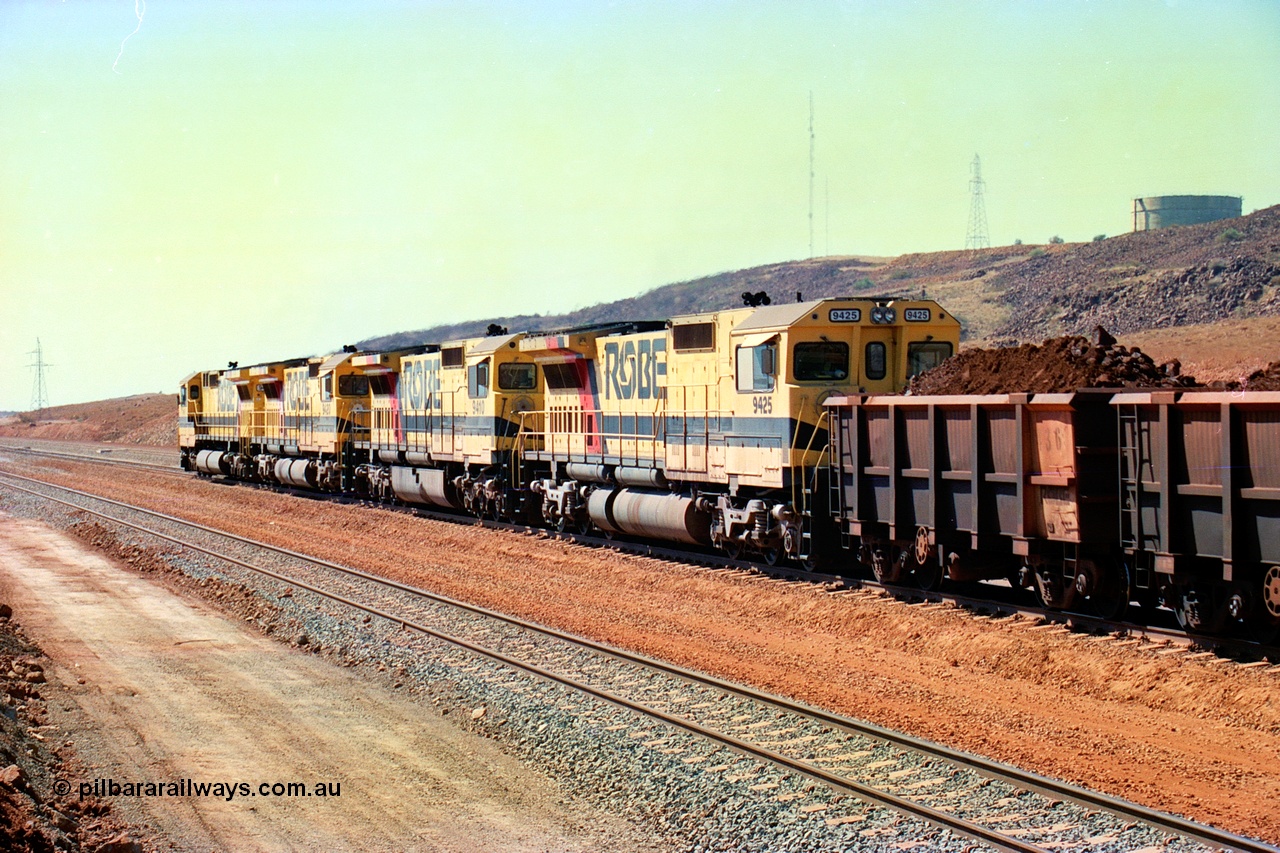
[
  {"xmin": 1, "ymin": 470, "xmax": 1275, "ymax": 853},
  {"xmin": 0, "ymin": 444, "xmax": 180, "ymax": 473}
]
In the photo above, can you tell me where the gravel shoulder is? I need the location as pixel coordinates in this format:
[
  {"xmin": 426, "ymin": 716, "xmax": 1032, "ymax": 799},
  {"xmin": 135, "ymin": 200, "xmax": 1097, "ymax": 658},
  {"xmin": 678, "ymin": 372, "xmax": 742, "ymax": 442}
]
[{"xmin": 0, "ymin": 512, "xmax": 655, "ymax": 853}]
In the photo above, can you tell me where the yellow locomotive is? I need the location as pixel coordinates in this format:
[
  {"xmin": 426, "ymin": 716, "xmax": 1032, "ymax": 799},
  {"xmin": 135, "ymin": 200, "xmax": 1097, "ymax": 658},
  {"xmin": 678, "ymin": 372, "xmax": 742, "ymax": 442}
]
[
  {"xmin": 179, "ymin": 297, "xmax": 958, "ymax": 566},
  {"xmin": 354, "ymin": 331, "xmax": 543, "ymax": 517},
  {"xmin": 516, "ymin": 298, "xmax": 960, "ymax": 562}
]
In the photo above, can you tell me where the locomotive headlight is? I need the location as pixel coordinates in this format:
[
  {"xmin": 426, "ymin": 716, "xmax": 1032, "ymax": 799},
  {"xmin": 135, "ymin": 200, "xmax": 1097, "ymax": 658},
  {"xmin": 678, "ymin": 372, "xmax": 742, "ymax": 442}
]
[
  {"xmin": 882, "ymin": 307, "xmax": 895, "ymax": 324},
  {"xmin": 871, "ymin": 307, "xmax": 884, "ymax": 323}
]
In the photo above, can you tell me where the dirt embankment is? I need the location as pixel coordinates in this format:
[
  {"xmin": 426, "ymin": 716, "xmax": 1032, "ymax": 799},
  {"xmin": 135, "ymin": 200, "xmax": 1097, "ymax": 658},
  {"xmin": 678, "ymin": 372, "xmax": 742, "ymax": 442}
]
[
  {"xmin": 0, "ymin": 395, "xmax": 176, "ymax": 447},
  {"xmin": 912, "ymin": 328, "xmax": 1280, "ymax": 395},
  {"xmin": 0, "ymin": 605, "xmax": 146, "ymax": 852}
]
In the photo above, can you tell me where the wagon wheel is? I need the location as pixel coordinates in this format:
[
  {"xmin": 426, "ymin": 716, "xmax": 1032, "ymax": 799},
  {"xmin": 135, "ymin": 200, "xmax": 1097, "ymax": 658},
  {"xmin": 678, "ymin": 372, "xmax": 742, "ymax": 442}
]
[
  {"xmin": 1173, "ymin": 587, "xmax": 1224, "ymax": 634},
  {"xmin": 910, "ymin": 527, "xmax": 943, "ymax": 592},
  {"xmin": 1035, "ymin": 568, "xmax": 1070, "ymax": 611},
  {"xmin": 1238, "ymin": 566, "xmax": 1280, "ymax": 643},
  {"xmin": 1086, "ymin": 559, "xmax": 1131, "ymax": 621},
  {"xmin": 800, "ymin": 550, "xmax": 825, "ymax": 572},
  {"xmin": 1260, "ymin": 565, "xmax": 1280, "ymax": 616},
  {"xmin": 869, "ymin": 546, "xmax": 901, "ymax": 584}
]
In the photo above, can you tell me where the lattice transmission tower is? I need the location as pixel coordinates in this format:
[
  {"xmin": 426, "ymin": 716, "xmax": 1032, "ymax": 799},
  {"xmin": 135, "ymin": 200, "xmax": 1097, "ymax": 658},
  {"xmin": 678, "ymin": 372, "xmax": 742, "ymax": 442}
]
[
  {"xmin": 28, "ymin": 339, "xmax": 50, "ymax": 414},
  {"xmin": 965, "ymin": 154, "xmax": 990, "ymax": 250}
]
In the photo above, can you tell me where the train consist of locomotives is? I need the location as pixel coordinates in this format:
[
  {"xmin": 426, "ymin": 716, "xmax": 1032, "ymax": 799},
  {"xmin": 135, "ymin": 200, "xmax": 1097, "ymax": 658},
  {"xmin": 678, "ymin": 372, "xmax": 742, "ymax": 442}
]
[{"xmin": 178, "ymin": 297, "xmax": 1280, "ymax": 641}]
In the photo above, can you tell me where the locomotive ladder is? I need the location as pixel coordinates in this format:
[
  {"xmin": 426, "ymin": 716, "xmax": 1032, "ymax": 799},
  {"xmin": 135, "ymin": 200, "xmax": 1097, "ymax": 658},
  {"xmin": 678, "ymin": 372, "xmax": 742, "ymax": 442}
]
[{"xmin": 826, "ymin": 405, "xmax": 849, "ymax": 550}]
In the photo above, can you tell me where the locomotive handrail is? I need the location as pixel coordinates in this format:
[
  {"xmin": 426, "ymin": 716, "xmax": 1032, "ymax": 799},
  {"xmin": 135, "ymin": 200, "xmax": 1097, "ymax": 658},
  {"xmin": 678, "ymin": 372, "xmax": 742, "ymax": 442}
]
[{"xmin": 523, "ymin": 406, "xmax": 733, "ymax": 470}]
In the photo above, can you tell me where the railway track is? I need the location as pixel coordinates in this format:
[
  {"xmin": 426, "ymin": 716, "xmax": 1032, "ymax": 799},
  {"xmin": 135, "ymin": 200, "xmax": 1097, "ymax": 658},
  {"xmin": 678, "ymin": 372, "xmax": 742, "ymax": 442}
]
[
  {"xmin": 1, "ymin": 470, "xmax": 1275, "ymax": 853},
  {"xmin": 1, "ymin": 442, "xmax": 1275, "ymax": 665},
  {"xmin": 0, "ymin": 441, "xmax": 180, "ymax": 473}
]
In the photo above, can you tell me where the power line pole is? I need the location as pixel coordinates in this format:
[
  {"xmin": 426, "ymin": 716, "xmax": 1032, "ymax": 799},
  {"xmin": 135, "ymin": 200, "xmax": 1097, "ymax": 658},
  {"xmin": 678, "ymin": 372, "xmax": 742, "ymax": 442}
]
[
  {"xmin": 965, "ymin": 154, "xmax": 990, "ymax": 250},
  {"xmin": 27, "ymin": 338, "xmax": 51, "ymax": 415},
  {"xmin": 808, "ymin": 91, "xmax": 815, "ymax": 259}
]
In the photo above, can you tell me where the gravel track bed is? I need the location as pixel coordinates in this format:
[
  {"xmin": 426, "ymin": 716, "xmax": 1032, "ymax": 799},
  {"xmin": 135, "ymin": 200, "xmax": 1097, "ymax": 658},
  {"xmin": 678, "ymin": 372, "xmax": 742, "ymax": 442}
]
[{"xmin": 0, "ymin": 477, "xmax": 1244, "ymax": 853}]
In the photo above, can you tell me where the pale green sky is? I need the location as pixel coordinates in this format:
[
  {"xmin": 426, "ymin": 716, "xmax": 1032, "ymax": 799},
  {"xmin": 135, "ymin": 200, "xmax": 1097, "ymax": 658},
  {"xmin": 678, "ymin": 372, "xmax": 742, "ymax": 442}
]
[{"xmin": 2, "ymin": 0, "xmax": 1277, "ymax": 409}]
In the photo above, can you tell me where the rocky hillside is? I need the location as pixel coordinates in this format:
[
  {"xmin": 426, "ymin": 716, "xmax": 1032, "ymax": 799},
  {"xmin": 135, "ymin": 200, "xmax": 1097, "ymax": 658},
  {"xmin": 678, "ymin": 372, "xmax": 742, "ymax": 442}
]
[
  {"xmin": 0, "ymin": 395, "xmax": 176, "ymax": 446},
  {"xmin": 361, "ymin": 204, "xmax": 1280, "ymax": 349}
]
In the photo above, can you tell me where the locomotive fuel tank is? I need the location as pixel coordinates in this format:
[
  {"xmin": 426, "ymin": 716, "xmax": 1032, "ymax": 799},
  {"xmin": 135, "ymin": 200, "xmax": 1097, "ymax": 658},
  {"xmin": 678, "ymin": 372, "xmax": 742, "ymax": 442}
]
[
  {"xmin": 390, "ymin": 465, "xmax": 459, "ymax": 508},
  {"xmin": 274, "ymin": 458, "xmax": 317, "ymax": 488},
  {"xmin": 586, "ymin": 488, "xmax": 712, "ymax": 545},
  {"xmin": 193, "ymin": 449, "xmax": 231, "ymax": 475}
]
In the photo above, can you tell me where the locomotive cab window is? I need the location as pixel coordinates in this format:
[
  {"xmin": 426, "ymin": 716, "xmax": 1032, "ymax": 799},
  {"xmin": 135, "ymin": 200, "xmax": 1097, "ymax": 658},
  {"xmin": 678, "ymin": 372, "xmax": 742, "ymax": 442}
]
[
  {"xmin": 735, "ymin": 342, "xmax": 776, "ymax": 392},
  {"xmin": 864, "ymin": 342, "xmax": 887, "ymax": 381},
  {"xmin": 338, "ymin": 375, "xmax": 369, "ymax": 397},
  {"xmin": 498, "ymin": 362, "xmax": 536, "ymax": 391},
  {"xmin": 794, "ymin": 342, "xmax": 849, "ymax": 382},
  {"xmin": 322, "ymin": 375, "xmax": 333, "ymax": 401},
  {"xmin": 468, "ymin": 359, "xmax": 490, "ymax": 398},
  {"xmin": 907, "ymin": 341, "xmax": 953, "ymax": 377}
]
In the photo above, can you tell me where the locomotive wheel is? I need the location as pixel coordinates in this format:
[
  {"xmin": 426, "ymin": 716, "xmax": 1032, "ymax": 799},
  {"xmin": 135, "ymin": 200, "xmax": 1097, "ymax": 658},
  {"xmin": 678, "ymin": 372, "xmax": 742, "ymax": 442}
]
[
  {"xmin": 575, "ymin": 514, "xmax": 593, "ymax": 535},
  {"xmin": 761, "ymin": 543, "xmax": 783, "ymax": 566},
  {"xmin": 721, "ymin": 539, "xmax": 743, "ymax": 560}
]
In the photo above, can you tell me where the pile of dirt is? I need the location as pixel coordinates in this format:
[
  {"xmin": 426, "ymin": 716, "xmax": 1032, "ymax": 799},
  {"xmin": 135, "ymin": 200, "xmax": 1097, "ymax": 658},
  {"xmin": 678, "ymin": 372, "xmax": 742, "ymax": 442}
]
[
  {"xmin": 0, "ymin": 604, "xmax": 145, "ymax": 852},
  {"xmin": 0, "ymin": 395, "xmax": 176, "ymax": 447},
  {"xmin": 1233, "ymin": 359, "xmax": 1280, "ymax": 391},
  {"xmin": 909, "ymin": 328, "xmax": 1198, "ymax": 395}
]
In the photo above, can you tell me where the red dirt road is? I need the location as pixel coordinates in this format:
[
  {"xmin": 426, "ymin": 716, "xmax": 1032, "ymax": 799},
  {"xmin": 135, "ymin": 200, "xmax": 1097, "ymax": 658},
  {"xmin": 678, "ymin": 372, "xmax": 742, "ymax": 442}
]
[{"xmin": 0, "ymin": 512, "xmax": 656, "ymax": 852}]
